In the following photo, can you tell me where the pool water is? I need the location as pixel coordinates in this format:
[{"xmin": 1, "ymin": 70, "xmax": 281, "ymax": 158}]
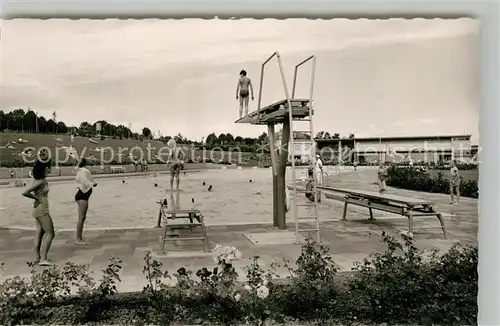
[{"xmin": 1, "ymin": 168, "xmax": 317, "ymax": 229}]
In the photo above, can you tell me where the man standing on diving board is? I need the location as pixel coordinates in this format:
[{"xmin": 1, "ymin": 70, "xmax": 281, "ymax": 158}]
[
  {"xmin": 236, "ymin": 70, "xmax": 255, "ymax": 118},
  {"xmin": 166, "ymin": 139, "xmax": 185, "ymax": 191}
]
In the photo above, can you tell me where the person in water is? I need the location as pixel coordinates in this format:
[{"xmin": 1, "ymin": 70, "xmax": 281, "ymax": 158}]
[
  {"xmin": 75, "ymin": 158, "xmax": 98, "ymax": 244},
  {"xmin": 377, "ymin": 162, "xmax": 388, "ymax": 193},
  {"xmin": 236, "ymin": 70, "xmax": 255, "ymax": 118},
  {"xmin": 22, "ymin": 158, "xmax": 55, "ymax": 266},
  {"xmin": 167, "ymin": 139, "xmax": 185, "ymax": 190}
]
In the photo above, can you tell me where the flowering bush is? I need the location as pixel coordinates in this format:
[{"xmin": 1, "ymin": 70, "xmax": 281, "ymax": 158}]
[
  {"xmin": 213, "ymin": 244, "xmax": 243, "ymax": 265},
  {"xmin": 274, "ymin": 238, "xmax": 343, "ymax": 322},
  {"xmin": 241, "ymin": 256, "xmax": 278, "ymax": 325},
  {"xmin": 0, "ymin": 238, "xmax": 478, "ymax": 326}
]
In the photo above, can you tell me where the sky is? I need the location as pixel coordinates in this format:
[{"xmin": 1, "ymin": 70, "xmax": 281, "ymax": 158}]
[{"xmin": 1, "ymin": 18, "xmax": 480, "ymax": 143}]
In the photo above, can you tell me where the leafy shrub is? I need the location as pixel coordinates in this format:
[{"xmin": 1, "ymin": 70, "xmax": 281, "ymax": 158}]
[
  {"xmin": 387, "ymin": 166, "xmax": 478, "ymax": 198},
  {"xmin": 0, "ymin": 258, "xmax": 122, "ymax": 325},
  {"xmin": 433, "ymin": 162, "xmax": 478, "ymax": 170},
  {"xmin": 347, "ymin": 233, "xmax": 478, "ymax": 325},
  {"xmin": 274, "ymin": 238, "xmax": 343, "ymax": 322},
  {"xmin": 0, "ymin": 238, "xmax": 478, "ymax": 326}
]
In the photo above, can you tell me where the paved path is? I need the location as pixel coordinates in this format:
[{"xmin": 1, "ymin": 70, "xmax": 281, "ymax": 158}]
[{"xmin": 0, "ymin": 168, "xmax": 477, "ymax": 293}]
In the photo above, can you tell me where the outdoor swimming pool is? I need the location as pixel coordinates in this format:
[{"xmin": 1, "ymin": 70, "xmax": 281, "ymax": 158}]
[{"xmin": 0, "ymin": 168, "xmax": 321, "ymax": 229}]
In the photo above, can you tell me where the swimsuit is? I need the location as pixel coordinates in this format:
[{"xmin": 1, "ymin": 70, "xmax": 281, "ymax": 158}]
[
  {"xmin": 170, "ymin": 162, "xmax": 182, "ymax": 175},
  {"xmin": 32, "ymin": 180, "xmax": 50, "ymax": 219},
  {"xmin": 75, "ymin": 188, "xmax": 93, "ymax": 201},
  {"xmin": 239, "ymin": 89, "xmax": 249, "ymax": 98}
]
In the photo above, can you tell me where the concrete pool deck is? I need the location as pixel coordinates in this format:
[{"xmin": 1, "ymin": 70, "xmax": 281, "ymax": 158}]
[{"xmin": 0, "ymin": 168, "xmax": 478, "ymax": 292}]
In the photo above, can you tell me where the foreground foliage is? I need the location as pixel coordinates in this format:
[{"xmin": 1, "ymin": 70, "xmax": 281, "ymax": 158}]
[
  {"xmin": 0, "ymin": 235, "xmax": 478, "ymax": 325},
  {"xmin": 387, "ymin": 166, "xmax": 479, "ymax": 198}
]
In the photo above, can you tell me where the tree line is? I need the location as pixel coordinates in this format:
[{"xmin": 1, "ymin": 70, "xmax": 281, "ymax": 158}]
[{"xmin": 0, "ymin": 108, "xmax": 350, "ymax": 152}]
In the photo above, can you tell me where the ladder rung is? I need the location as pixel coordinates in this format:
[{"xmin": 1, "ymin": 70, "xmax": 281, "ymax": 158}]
[
  {"xmin": 296, "ymin": 203, "xmax": 316, "ymax": 207},
  {"xmin": 298, "ymin": 216, "xmax": 318, "ymax": 219},
  {"xmin": 298, "ymin": 228, "xmax": 319, "ymax": 232},
  {"xmin": 293, "ymin": 189, "xmax": 319, "ymax": 193},
  {"xmin": 293, "ymin": 118, "xmax": 311, "ymax": 122},
  {"xmin": 293, "ymin": 130, "xmax": 312, "ymax": 133}
]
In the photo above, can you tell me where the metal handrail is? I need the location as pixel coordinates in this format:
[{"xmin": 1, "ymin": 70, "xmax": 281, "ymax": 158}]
[{"xmin": 256, "ymin": 52, "xmax": 279, "ymax": 122}]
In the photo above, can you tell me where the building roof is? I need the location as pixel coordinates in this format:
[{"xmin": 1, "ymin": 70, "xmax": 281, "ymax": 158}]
[{"xmin": 315, "ymin": 134, "xmax": 471, "ymax": 142}]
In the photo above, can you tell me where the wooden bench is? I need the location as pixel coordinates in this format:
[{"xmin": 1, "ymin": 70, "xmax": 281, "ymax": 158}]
[
  {"xmin": 110, "ymin": 166, "xmax": 125, "ymax": 174},
  {"xmin": 156, "ymin": 201, "xmax": 209, "ymax": 254},
  {"xmin": 319, "ymin": 186, "xmax": 447, "ymax": 239}
]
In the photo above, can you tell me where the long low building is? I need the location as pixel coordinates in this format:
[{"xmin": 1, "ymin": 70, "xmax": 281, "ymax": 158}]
[{"xmin": 316, "ymin": 135, "xmax": 476, "ymax": 164}]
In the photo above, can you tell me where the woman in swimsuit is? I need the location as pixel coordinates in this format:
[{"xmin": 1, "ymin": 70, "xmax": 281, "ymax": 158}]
[
  {"xmin": 22, "ymin": 158, "xmax": 55, "ymax": 266},
  {"xmin": 75, "ymin": 158, "xmax": 97, "ymax": 244}
]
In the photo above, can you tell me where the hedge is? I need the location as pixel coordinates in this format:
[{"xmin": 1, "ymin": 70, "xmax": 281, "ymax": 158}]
[
  {"xmin": 0, "ymin": 235, "xmax": 477, "ymax": 325},
  {"xmin": 386, "ymin": 166, "xmax": 479, "ymax": 198}
]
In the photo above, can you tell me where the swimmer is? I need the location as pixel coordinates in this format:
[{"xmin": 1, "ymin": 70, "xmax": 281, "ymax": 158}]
[
  {"xmin": 208, "ymin": 185, "xmax": 213, "ymax": 191},
  {"xmin": 166, "ymin": 139, "xmax": 185, "ymax": 191},
  {"xmin": 22, "ymin": 158, "xmax": 55, "ymax": 266},
  {"xmin": 75, "ymin": 158, "xmax": 98, "ymax": 245},
  {"xmin": 203, "ymin": 182, "xmax": 206, "ymax": 186},
  {"xmin": 236, "ymin": 69, "xmax": 254, "ymax": 118}
]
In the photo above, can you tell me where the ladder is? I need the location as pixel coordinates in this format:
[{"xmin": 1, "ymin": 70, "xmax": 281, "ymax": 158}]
[{"xmin": 287, "ymin": 55, "xmax": 320, "ymax": 244}]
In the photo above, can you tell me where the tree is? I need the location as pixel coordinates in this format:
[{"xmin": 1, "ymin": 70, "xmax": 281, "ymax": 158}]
[
  {"xmin": 57, "ymin": 121, "xmax": 68, "ymax": 134},
  {"xmin": 349, "ymin": 133, "xmax": 355, "ymax": 139},
  {"xmin": 315, "ymin": 131, "xmax": 332, "ymax": 139},
  {"xmin": 142, "ymin": 127, "xmax": 152, "ymax": 138},
  {"xmin": 0, "ymin": 110, "xmax": 7, "ymax": 131},
  {"xmin": 257, "ymin": 132, "xmax": 267, "ymax": 143},
  {"xmin": 38, "ymin": 116, "xmax": 47, "ymax": 133},
  {"xmin": 6, "ymin": 109, "xmax": 25, "ymax": 130},
  {"xmin": 206, "ymin": 133, "xmax": 218, "ymax": 145},
  {"xmin": 46, "ymin": 119, "xmax": 57, "ymax": 134},
  {"xmin": 23, "ymin": 110, "xmax": 37, "ymax": 133},
  {"xmin": 174, "ymin": 133, "xmax": 185, "ymax": 144},
  {"xmin": 218, "ymin": 133, "xmax": 227, "ymax": 144},
  {"xmin": 79, "ymin": 122, "xmax": 92, "ymax": 137},
  {"xmin": 225, "ymin": 133, "xmax": 234, "ymax": 143}
]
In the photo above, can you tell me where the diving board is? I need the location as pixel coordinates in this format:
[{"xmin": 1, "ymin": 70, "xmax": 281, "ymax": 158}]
[
  {"xmin": 235, "ymin": 98, "xmax": 311, "ymax": 125},
  {"xmin": 318, "ymin": 186, "xmax": 447, "ymax": 239}
]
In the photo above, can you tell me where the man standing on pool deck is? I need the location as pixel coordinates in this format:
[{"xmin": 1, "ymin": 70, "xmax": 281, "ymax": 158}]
[
  {"xmin": 449, "ymin": 161, "xmax": 461, "ymax": 204},
  {"xmin": 167, "ymin": 139, "xmax": 185, "ymax": 190},
  {"xmin": 236, "ymin": 70, "xmax": 254, "ymax": 118},
  {"xmin": 377, "ymin": 162, "xmax": 388, "ymax": 193}
]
